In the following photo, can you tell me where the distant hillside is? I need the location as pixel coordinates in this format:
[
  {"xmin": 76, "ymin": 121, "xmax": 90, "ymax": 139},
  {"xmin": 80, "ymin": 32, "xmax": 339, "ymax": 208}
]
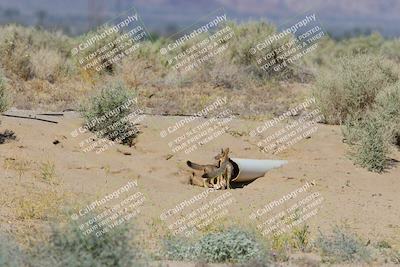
[{"xmin": 0, "ymin": 0, "xmax": 399, "ymax": 37}]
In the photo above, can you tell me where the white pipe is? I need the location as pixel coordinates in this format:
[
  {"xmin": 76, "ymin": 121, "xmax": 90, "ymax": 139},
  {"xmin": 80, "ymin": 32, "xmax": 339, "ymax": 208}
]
[{"xmin": 230, "ymin": 158, "xmax": 288, "ymax": 182}]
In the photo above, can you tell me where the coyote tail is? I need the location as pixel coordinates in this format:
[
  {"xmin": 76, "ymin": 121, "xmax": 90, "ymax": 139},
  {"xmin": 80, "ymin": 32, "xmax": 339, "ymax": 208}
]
[{"xmin": 187, "ymin": 161, "xmax": 208, "ymax": 170}]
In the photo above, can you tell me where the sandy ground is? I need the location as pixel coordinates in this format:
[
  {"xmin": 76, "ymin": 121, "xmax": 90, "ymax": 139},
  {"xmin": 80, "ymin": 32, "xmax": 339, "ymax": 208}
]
[{"xmin": 1, "ymin": 109, "xmax": 400, "ymax": 257}]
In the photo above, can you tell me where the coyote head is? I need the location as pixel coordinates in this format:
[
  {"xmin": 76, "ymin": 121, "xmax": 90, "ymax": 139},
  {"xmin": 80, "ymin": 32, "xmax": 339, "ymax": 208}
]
[{"xmin": 214, "ymin": 148, "xmax": 230, "ymax": 161}]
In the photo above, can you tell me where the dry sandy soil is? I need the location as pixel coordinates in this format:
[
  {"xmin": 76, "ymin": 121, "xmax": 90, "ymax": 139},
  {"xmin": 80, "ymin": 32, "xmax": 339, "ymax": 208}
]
[{"xmin": 0, "ymin": 108, "xmax": 400, "ymax": 264}]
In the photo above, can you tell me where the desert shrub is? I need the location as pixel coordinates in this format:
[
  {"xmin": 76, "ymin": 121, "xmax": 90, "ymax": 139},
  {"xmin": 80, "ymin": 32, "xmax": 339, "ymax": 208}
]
[
  {"xmin": 225, "ymin": 20, "xmax": 297, "ymax": 82},
  {"xmin": 291, "ymin": 224, "xmax": 311, "ymax": 252},
  {"xmin": 208, "ymin": 59, "xmax": 245, "ymax": 89},
  {"xmin": 313, "ymin": 54, "xmax": 398, "ymax": 124},
  {"xmin": 80, "ymin": 81, "xmax": 139, "ymax": 146},
  {"xmin": 315, "ymin": 226, "xmax": 371, "ymax": 263},
  {"xmin": 268, "ymin": 225, "xmax": 311, "ymax": 262},
  {"xmin": 269, "ymin": 233, "xmax": 291, "ymax": 262},
  {"xmin": 343, "ymin": 82, "xmax": 400, "ymax": 172},
  {"xmin": 0, "ymin": 25, "xmax": 72, "ymax": 80},
  {"xmin": 0, "ymin": 28, "xmax": 33, "ymax": 80},
  {"xmin": 163, "ymin": 20, "xmax": 301, "ymax": 89},
  {"xmin": 30, "ymin": 49, "xmax": 64, "ymax": 82},
  {"xmin": 381, "ymin": 39, "xmax": 400, "ymax": 62},
  {"xmin": 0, "ymin": 72, "xmax": 8, "ymax": 113},
  {"xmin": 391, "ymin": 249, "xmax": 400, "ymax": 264},
  {"xmin": 163, "ymin": 236, "xmax": 197, "ymax": 261},
  {"xmin": 0, "ymin": 130, "xmax": 17, "ymax": 144},
  {"xmin": 374, "ymin": 82, "xmax": 400, "ymax": 145},
  {"xmin": 302, "ymin": 36, "xmax": 336, "ymax": 69},
  {"xmin": 226, "ymin": 21, "xmax": 277, "ymax": 66},
  {"xmin": 75, "ymin": 26, "xmax": 123, "ymax": 75},
  {"xmin": 334, "ymin": 33, "xmax": 384, "ymax": 57},
  {"xmin": 344, "ymin": 113, "xmax": 390, "ymax": 172},
  {"xmin": 163, "ymin": 228, "xmax": 270, "ymax": 264},
  {"xmin": 0, "ymin": 233, "xmax": 26, "ymax": 267},
  {"xmin": 33, "ymin": 221, "xmax": 145, "ymax": 267}
]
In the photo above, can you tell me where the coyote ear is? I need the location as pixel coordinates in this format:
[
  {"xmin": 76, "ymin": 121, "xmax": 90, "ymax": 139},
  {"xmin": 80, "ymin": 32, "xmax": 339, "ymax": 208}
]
[
  {"xmin": 225, "ymin": 148, "xmax": 229, "ymax": 153},
  {"xmin": 221, "ymin": 148, "xmax": 224, "ymax": 153}
]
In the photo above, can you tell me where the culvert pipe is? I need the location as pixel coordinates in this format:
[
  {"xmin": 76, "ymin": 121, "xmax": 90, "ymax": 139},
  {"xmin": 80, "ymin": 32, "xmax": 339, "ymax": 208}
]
[{"xmin": 229, "ymin": 158, "xmax": 288, "ymax": 182}]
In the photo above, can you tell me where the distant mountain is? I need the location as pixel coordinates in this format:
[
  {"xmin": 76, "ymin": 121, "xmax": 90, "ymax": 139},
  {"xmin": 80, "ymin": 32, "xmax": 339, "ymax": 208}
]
[{"xmin": 0, "ymin": 0, "xmax": 399, "ymax": 37}]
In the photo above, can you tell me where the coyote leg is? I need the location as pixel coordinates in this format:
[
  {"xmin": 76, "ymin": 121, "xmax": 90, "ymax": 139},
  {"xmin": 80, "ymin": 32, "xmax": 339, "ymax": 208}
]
[
  {"xmin": 226, "ymin": 169, "xmax": 232, "ymax": 189},
  {"xmin": 213, "ymin": 176, "xmax": 221, "ymax": 190},
  {"xmin": 219, "ymin": 175, "xmax": 227, "ymax": 190}
]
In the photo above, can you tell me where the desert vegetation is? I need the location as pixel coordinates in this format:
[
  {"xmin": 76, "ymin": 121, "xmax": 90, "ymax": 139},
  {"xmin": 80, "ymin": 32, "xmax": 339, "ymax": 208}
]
[
  {"xmin": 1, "ymin": 18, "xmax": 400, "ymax": 266},
  {"xmin": 0, "ymin": 70, "xmax": 8, "ymax": 113},
  {"xmin": 163, "ymin": 227, "xmax": 270, "ymax": 264},
  {"xmin": 32, "ymin": 221, "xmax": 145, "ymax": 267},
  {"xmin": 0, "ymin": 23, "xmax": 398, "ymax": 130},
  {"xmin": 315, "ymin": 226, "xmax": 371, "ymax": 263},
  {"xmin": 313, "ymin": 54, "xmax": 400, "ymax": 172},
  {"xmin": 80, "ymin": 81, "xmax": 139, "ymax": 146}
]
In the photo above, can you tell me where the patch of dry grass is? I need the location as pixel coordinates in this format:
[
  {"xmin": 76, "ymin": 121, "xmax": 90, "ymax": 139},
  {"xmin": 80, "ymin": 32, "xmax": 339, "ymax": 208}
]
[
  {"xmin": 3, "ymin": 157, "xmax": 33, "ymax": 180},
  {"xmin": 35, "ymin": 161, "xmax": 60, "ymax": 185},
  {"xmin": 16, "ymin": 189, "xmax": 64, "ymax": 220}
]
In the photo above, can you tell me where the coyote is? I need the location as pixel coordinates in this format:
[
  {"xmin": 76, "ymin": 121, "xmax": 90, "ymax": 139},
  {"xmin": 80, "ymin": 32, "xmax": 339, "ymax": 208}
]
[
  {"xmin": 186, "ymin": 149, "xmax": 226, "ymax": 188},
  {"xmin": 202, "ymin": 148, "xmax": 234, "ymax": 190}
]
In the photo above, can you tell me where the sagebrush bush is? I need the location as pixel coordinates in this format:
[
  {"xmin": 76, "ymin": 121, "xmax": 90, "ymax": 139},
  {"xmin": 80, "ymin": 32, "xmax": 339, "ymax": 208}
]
[
  {"xmin": 344, "ymin": 114, "xmax": 390, "ymax": 172},
  {"xmin": 31, "ymin": 49, "xmax": 64, "ymax": 82},
  {"xmin": 343, "ymin": 82, "xmax": 400, "ymax": 172},
  {"xmin": 163, "ymin": 228, "xmax": 270, "ymax": 264},
  {"xmin": 381, "ymin": 39, "xmax": 400, "ymax": 62},
  {"xmin": 391, "ymin": 249, "xmax": 400, "ymax": 264},
  {"xmin": 164, "ymin": 20, "xmax": 302, "ymax": 89},
  {"xmin": 316, "ymin": 226, "xmax": 371, "ymax": 263},
  {"xmin": 334, "ymin": 33, "xmax": 384, "ymax": 57},
  {"xmin": 313, "ymin": 54, "xmax": 398, "ymax": 124},
  {"xmin": 0, "ymin": 72, "xmax": 8, "ymax": 113},
  {"xmin": 374, "ymin": 82, "xmax": 400, "ymax": 146},
  {"xmin": 33, "ymin": 221, "xmax": 145, "ymax": 267},
  {"xmin": 76, "ymin": 26, "xmax": 123, "ymax": 74},
  {"xmin": 0, "ymin": 233, "xmax": 26, "ymax": 267},
  {"xmin": 81, "ymin": 81, "xmax": 139, "ymax": 146},
  {"xmin": 0, "ymin": 29, "xmax": 32, "ymax": 80},
  {"xmin": 0, "ymin": 25, "xmax": 72, "ymax": 80},
  {"xmin": 225, "ymin": 20, "xmax": 298, "ymax": 82}
]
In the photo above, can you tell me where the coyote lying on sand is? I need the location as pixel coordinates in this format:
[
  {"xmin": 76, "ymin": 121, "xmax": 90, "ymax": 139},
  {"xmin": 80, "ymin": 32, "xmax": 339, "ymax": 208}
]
[
  {"xmin": 187, "ymin": 148, "xmax": 233, "ymax": 189},
  {"xmin": 187, "ymin": 149, "xmax": 227, "ymax": 189},
  {"xmin": 202, "ymin": 148, "xmax": 234, "ymax": 189}
]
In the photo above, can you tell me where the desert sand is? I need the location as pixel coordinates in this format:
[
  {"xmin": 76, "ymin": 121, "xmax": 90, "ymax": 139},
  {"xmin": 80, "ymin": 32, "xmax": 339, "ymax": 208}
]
[{"xmin": 1, "ymin": 109, "xmax": 399, "ymax": 254}]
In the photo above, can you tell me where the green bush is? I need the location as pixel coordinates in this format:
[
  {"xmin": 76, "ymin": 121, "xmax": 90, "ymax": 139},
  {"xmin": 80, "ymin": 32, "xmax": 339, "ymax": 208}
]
[
  {"xmin": 0, "ymin": 233, "xmax": 26, "ymax": 267},
  {"xmin": 81, "ymin": 81, "xmax": 139, "ymax": 146},
  {"xmin": 391, "ymin": 249, "xmax": 400, "ymax": 264},
  {"xmin": 344, "ymin": 113, "xmax": 390, "ymax": 172},
  {"xmin": 0, "ymin": 72, "xmax": 8, "ymax": 113},
  {"xmin": 374, "ymin": 82, "xmax": 400, "ymax": 146},
  {"xmin": 380, "ymin": 39, "xmax": 400, "ymax": 62},
  {"xmin": 334, "ymin": 33, "xmax": 384, "ymax": 57},
  {"xmin": 0, "ymin": 25, "xmax": 72, "ymax": 80},
  {"xmin": 343, "ymin": 82, "xmax": 400, "ymax": 172},
  {"xmin": 75, "ymin": 26, "xmax": 123, "ymax": 74},
  {"xmin": 33, "ymin": 221, "xmax": 145, "ymax": 267},
  {"xmin": 164, "ymin": 20, "xmax": 302, "ymax": 89},
  {"xmin": 0, "ymin": 26, "xmax": 33, "ymax": 80},
  {"xmin": 316, "ymin": 226, "xmax": 371, "ymax": 263},
  {"xmin": 225, "ymin": 21, "xmax": 297, "ymax": 82},
  {"xmin": 313, "ymin": 54, "xmax": 398, "ymax": 124},
  {"xmin": 163, "ymin": 228, "xmax": 270, "ymax": 264}
]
